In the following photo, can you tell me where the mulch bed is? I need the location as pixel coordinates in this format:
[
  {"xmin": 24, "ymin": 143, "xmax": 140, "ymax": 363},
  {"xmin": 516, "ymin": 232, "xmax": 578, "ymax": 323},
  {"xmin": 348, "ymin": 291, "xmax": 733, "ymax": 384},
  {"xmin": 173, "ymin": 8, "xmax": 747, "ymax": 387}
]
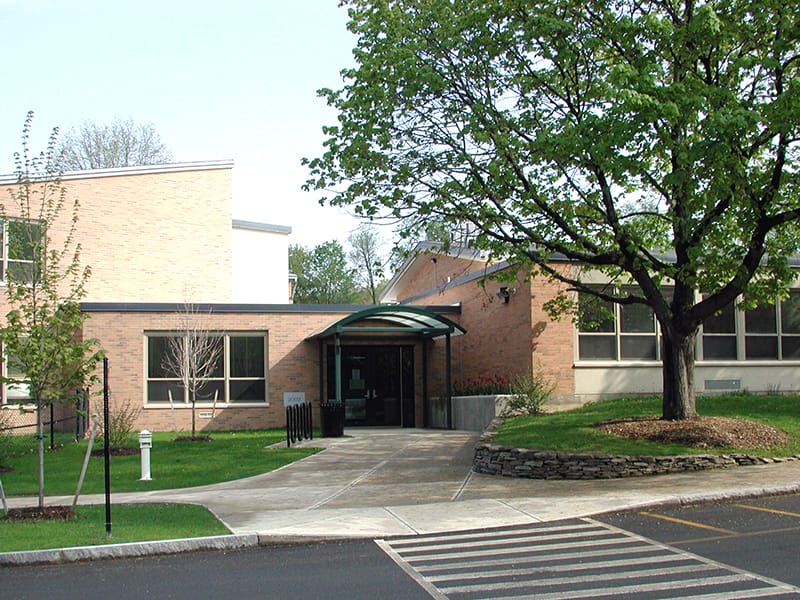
[
  {"xmin": 90, "ymin": 447, "xmax": 141, "ymax": 457},
  {"xmin": 594, "ymin": 415, "xmax": 790, "ymax": 450},
  {"xmin": 4, "ymin": 505, "xmax": 75, "ymax": 521}
]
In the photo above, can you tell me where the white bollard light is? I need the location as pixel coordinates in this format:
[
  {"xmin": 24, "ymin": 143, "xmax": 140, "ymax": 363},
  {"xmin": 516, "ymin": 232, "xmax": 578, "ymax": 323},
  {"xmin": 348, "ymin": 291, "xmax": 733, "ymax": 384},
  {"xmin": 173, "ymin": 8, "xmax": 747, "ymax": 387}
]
[{"xmin": 139, "ymin": 429, "xmax": 152, "ymax": 481}]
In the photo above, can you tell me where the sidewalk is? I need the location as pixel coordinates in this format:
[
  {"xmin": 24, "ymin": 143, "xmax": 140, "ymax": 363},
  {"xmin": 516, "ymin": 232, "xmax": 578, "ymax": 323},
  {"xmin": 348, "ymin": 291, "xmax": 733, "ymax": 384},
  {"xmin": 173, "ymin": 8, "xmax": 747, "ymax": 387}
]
[{"xmin": 4, "ymin": 427, "xmax": 800, "ymax": 564}]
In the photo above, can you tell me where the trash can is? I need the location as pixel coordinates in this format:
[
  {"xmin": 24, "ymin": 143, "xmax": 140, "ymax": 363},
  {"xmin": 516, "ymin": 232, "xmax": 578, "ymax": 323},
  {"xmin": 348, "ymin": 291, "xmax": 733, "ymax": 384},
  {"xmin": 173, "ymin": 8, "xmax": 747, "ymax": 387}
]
[{"xmin": 320, "ymin": 402, "xmax": 345, "ymax": 437}]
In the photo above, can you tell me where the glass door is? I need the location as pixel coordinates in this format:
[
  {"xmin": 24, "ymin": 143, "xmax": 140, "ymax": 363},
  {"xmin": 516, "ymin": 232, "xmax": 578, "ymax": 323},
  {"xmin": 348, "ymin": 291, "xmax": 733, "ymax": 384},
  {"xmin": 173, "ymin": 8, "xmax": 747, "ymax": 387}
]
[{"xmin": 327, "ymin": 345, "xmax": 414, "ymax": 426}]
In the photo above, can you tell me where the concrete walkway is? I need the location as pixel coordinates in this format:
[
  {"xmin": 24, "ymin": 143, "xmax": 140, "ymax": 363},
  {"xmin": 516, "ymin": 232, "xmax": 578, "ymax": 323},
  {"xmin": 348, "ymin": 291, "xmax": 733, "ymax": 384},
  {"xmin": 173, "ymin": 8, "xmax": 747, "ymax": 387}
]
[{"xmin": 5, "ymin": 427, "xmax": 800, "ymax": 563}]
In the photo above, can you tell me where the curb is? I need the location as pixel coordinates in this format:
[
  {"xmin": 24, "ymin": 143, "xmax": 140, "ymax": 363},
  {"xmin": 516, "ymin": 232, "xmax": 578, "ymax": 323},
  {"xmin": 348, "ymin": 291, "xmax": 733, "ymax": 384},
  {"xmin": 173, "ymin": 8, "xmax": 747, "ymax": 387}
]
[
  {"xmin": 5, "ymin": 483, "xmax": 800, "ymax": 566},
  {"xmin": 0, "ymin": 533, "xmax": 260, "ymax": 567}
]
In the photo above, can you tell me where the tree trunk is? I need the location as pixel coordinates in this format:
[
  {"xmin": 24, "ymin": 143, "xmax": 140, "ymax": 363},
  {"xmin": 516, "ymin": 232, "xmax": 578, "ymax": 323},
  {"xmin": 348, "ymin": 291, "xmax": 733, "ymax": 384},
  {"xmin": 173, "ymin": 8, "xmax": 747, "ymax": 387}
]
[
  {"xmin": 36, "ymin": 405, "xmax": 45, "ymax": 508},
  {"xmin": 191, "ymin": 398, "xmax": 197, "ymax": 438},
  {"xmin": 661, "ymin": 327, "xmax": 697, "ymax": 420}
]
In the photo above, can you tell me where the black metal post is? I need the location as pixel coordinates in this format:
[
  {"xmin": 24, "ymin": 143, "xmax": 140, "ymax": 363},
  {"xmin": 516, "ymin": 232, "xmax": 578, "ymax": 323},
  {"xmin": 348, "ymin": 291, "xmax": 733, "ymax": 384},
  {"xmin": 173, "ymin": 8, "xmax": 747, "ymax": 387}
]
[
  {"xmin": 49, "ymin": 403, "xmax": 54, "ymax": 450},
  {"xmin": 446, "ymin": 333, "xmax": 452, "ymax": 430},
  {"xmin": 103, "ymin": 357, "xmax": 112, "ymax": 538}
]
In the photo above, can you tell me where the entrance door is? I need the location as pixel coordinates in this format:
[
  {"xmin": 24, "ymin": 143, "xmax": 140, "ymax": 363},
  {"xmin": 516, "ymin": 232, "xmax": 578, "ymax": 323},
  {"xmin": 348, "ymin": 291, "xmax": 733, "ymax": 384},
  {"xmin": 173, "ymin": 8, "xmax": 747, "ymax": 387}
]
[{"xmin": 327, "ymin": 345, "xmax": 414, "ymax": 427}]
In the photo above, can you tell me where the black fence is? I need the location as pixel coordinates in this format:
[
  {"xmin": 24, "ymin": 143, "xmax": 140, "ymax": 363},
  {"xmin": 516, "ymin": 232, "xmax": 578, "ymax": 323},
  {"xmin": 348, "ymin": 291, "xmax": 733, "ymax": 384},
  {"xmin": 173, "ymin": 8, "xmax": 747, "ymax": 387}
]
[
  {"xmin": 286, "ymin": 402, "xmax": 313, "ymax": 447},
  {"xmin": 0, "ymin": 392, "xmax": 90, "ymax": 458}
]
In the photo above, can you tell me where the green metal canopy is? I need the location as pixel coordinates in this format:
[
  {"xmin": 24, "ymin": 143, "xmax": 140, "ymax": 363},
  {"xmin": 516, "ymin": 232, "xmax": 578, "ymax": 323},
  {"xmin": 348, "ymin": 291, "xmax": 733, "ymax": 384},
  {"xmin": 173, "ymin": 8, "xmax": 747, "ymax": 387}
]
[{"xmin": 309, "ymin": 305, "xmax": 466, "ymax": 341}]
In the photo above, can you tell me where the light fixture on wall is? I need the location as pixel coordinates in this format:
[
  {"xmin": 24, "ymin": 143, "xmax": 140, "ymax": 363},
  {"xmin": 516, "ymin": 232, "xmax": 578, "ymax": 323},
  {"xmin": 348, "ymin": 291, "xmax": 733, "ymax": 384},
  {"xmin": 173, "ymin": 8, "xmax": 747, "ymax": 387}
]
[{"xmin": 497, "ymin": 286, "xmax": 516, "ymax": 303}]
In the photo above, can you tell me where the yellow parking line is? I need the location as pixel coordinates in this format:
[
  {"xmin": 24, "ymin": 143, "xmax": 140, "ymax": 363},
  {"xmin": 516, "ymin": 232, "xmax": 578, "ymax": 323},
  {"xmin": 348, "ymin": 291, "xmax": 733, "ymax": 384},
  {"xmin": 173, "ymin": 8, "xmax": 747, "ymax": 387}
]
[
  {"xmin": 735, "ymin": 504, "xmax": 800, "ymax": 518},
  {"xmin": 639, "ymin": 511, "xmax": 736, "ymax": 535}
]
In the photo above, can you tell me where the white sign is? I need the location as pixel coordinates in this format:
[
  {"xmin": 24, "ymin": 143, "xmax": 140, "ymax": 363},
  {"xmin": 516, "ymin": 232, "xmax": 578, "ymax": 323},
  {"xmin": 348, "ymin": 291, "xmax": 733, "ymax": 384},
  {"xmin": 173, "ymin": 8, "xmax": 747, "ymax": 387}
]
[{"xmin": 283, "ymin": 392, "xmax": 306, "ymax": 407}]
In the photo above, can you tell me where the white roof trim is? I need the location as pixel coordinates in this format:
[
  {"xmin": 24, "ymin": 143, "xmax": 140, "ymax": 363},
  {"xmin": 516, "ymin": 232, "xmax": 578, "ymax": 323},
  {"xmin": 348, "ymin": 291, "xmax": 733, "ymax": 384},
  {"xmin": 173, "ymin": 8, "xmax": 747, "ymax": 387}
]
[
  {"xmin": 232, "ymin": 219, "xmax": 292, "ymax": 235},
  {"xmin": 0, "ymin": 160, "xmax": 235, "ymax": 184}
]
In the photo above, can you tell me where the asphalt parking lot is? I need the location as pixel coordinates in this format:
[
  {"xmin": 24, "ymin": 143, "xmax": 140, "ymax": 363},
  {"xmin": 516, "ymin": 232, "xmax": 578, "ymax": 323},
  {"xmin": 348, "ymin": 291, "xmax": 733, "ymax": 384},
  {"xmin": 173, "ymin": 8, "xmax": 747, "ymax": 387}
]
[{"xmin": 599, "ymin": 493, "xmax": 800, "ymax": 588}]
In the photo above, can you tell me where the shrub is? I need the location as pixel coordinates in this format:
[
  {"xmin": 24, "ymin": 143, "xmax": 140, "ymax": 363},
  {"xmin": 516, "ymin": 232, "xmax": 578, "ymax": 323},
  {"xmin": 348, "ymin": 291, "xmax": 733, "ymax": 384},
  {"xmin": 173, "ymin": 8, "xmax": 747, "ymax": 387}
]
[
  {"xmin": 102, "ymin": 399, "xmax": 141, "ymax": 450},
  {"xmin": 501, "ymin": 371, "xmax": 554, "ymax": 417},
  {"xmin": 453, "ymin": 374, "xmax": 510, "ymax": 396}
]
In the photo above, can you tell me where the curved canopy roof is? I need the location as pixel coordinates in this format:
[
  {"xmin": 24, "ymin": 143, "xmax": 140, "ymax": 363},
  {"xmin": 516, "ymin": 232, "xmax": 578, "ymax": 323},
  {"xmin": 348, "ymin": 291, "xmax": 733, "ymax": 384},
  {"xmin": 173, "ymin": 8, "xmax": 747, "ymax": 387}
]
[{"xmin": 309, "ymin": 305, "xmax": 465, "ymax": 341}]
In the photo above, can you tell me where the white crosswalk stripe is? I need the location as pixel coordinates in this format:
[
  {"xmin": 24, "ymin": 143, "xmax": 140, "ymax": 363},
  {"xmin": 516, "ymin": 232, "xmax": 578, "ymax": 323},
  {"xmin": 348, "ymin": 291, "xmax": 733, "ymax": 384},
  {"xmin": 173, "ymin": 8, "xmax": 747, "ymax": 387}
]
[{"xmin": 376, "ymin": 519, "xmax": 800, "ymax": 599}]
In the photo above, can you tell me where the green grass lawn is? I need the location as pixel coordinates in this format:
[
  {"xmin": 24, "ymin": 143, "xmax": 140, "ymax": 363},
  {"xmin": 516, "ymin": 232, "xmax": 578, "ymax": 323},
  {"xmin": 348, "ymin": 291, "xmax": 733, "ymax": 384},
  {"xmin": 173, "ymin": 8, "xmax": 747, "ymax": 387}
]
[
  {"xmin": 0, "ymin": 429, "xmax": 320, "ymax": 497},
  {"xmin": 494, "ymin": 394, "xmax": 800, "ymax": 456},
  {"xmin": 0, "ymin": 429, "xmax": 320, "ymax": 553},
  {"xmin": 0, "ymin": 503, "xmax": 231, "ymax": 552}
]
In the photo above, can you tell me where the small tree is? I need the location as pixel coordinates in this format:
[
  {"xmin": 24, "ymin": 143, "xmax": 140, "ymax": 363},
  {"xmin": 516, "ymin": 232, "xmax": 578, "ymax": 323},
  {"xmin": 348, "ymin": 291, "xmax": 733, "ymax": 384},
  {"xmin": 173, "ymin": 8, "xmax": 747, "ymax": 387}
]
[
  {"xmin": 0, "ymin": 112, "xmax": 103, "ymax": 508},
  {"xmin": 161, "ymin": 303, "xmax": 223, "ymax": 439}
]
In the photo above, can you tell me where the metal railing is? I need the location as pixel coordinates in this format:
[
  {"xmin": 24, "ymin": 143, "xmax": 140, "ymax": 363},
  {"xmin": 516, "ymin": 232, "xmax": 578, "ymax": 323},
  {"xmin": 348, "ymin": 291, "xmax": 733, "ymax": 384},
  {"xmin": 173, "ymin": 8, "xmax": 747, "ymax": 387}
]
[{"xmin": 286, "ymin": 402, "xmax": 313, "ymax": 447}]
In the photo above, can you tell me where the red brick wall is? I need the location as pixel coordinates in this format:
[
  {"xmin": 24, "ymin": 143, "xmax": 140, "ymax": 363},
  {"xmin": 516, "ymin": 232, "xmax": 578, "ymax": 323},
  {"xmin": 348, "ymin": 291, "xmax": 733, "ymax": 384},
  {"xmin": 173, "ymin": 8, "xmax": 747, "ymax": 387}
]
[
  {"xmin": 396, "ymin": 253, "xmax": 488, "ymax": 300},
  {"xmin": 405, "ymin": 262, "xmax": 577, "ymax": 400},
  {"xmin": 83, "ymin": 309, "xmax": 353, "ymax": 432}
]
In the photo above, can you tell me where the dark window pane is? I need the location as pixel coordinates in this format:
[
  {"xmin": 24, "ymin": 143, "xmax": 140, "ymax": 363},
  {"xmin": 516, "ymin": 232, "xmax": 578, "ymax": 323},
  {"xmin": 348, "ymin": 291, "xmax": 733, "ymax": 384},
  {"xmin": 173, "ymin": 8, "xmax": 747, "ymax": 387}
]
[
  {"xmin": 578, "ymin": 293, "xmax": 614, "ymax": 333},
  {"xmin": 620, "ymin": 303, "xmax": 654, "ymax": 333},
  {"xmin": 745, "ymin": 336, "xmax": 778, "ymax": 360},
  {"xmin": 702, "ymin": 336, "xmax": 737, "ymax": 360},
  {"xmin": 6, "ymin": 260, "xmax": 36, "ymax": 284},
  {"xmin": 781, "ymin": 293, "xmax": 800, "ymax": 334},
  {"xmin": 191, "ymin": 379, "xmax": 225, "ymax": 403},
  {"xmin": 745, "ymin": 303, "xmax": 776, "ymax": 333},
  {"xmin": 147, "ymin": 381, "xmax": 184, "ymax": 402},
  {"xmin": 781, "ymin": 336, "xmax": 800, "ymax": 359},
  {"xmin": 620, "ymin": 335, "xmax": 657, "ymax": 360},
  {"xmin": 205, "ymin": 336, "xmax": 224, "ymax": 378},
  {"xmin": 7, "ymin": 220, "xmax": 41, "ymax": 261},
  {"xmin": 703, "ymin": 304, "xmax": 735, "ymax": 334},
  {"xmin": 578, "ymin": 335, "xmax": 616, "ymax": 359},
  {"xmin": 230, "ymin": 336, "xmax": 265, "ymax": 377},
  {"xmin": 230, "ymin": 379, "xmax": 265, "ymax": 402},
  {"xmin": 148, "ymin": 336, "xmax": 180, "ymax": 378}
]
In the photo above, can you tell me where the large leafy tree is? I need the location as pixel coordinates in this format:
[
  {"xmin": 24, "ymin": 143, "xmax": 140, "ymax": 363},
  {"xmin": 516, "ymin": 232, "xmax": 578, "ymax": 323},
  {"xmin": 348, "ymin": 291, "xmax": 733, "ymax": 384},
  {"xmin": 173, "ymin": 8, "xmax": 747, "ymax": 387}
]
[
  {"xmin": 1, "ymin": 113, "xmax": 103, "ymax": 507},
  {"xmin": 58, "ymin": 117, "xmax": 172, "ymax": 170},
  {"xmin": 305, "ymin": 0, "xmax": 800, "ymax": 420},
  {"xmin": 293, "ymin": 240, "xmax": 358, "ymax": 304}
]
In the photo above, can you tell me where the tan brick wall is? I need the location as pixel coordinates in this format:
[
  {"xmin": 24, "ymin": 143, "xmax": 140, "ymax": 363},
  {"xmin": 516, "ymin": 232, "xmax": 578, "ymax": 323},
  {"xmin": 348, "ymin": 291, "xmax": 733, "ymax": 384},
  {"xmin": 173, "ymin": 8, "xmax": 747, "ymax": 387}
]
[
  {"xmin": 83, "ymin": 308, "xmax": 352, "ymax": 432},
  {"xmin": 0, "ymin": 164, "xmax": 233, "ymax": 305}
]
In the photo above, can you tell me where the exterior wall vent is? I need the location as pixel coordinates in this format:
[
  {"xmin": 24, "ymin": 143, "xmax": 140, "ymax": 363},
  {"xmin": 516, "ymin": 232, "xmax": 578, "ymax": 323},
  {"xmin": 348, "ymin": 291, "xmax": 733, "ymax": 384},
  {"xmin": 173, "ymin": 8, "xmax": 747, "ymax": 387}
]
[{"xmin": 704, "ymin": 379, "xmax": 741, "ymax": 391}]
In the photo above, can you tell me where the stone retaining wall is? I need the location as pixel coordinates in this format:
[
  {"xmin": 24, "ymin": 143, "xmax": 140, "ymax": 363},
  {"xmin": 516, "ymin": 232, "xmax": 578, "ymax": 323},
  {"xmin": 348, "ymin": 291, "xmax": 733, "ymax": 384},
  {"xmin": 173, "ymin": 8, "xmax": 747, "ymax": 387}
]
[{"xmin": 473, "ymin": 419, "xmax": 799, "ymax": 480}]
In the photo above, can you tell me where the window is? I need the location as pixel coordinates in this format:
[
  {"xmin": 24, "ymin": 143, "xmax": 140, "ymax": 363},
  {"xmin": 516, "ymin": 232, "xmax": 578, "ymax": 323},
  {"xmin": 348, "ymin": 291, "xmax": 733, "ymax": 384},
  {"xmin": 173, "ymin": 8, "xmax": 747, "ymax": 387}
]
[
  {"xmin": 699, "ymin": 292, "xmax": 800, "ymax": 361},
  {"xmin": 146, "ymin": 333, "xmax": 267, "ymax": 404},
  {"xmin": 577, "ymin": 287, "xmax": 662, "ymax": 361},
  {"xmin": 780, "ymin": 292, "xmax": 800, "ymax": 358},
  {"xmin": 577, "ymin": 291, "xmax": 616, "ymax": 360},
  {"xmin": 1, "ymin": 345, "xmax": 31, "ymax": 404},
  {"xmin": 744, "ymin": 302, "xmax": 778, "ymax": 359},
  {"xmin": 700, "ymin": 298, "xmax": 737, "ymax": 360},
  {"xmin": 0, "ymin": 219, "xmax": 43, "ymax": 283}
]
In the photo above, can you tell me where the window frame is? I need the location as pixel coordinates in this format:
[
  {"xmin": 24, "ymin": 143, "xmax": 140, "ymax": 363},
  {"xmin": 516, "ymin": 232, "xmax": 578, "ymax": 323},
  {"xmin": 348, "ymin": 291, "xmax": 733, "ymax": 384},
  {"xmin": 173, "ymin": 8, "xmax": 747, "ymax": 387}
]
[
  {"xmin": 145, "ymin": 332, "xmax": 268, "ymax": 405},
  {"xmin": 576, "ymin": 286, "xmax": 664, "ymax": 362},
  {"xmin": 0, "ymin": 218, "xmax": 43, "ymax": 285}
]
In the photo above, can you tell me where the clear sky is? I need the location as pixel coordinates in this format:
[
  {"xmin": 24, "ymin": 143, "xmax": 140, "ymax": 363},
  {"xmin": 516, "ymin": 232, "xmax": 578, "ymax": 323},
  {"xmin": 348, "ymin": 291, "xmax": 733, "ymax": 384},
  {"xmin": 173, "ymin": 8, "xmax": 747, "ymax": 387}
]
[{"xmin": 0, "ymin": 0, "xmax": 368, "ymax": 247}]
